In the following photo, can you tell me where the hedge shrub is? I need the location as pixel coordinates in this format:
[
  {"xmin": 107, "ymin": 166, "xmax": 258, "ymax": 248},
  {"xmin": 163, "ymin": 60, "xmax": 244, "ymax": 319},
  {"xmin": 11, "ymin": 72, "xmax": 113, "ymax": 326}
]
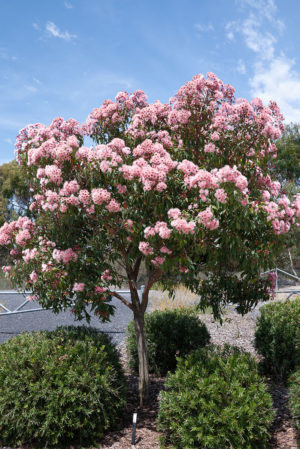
[
  {"xmin": 158, "ymin": 345, "xmax": 274, "ymax": 449},
  {"xmin": 254, "ymin": 298, "xmax": 300, "ymax": 379},
  {"xmin": 0, "ymin": 326, "xmax": 126, "ymax": 448},
  {"xmin": 126, "ymin": 307, "xmax": 210, "ymax": 376},
  {"xmin": 289, "ymin": 368, "xmax": 300, "ymax": 432}
]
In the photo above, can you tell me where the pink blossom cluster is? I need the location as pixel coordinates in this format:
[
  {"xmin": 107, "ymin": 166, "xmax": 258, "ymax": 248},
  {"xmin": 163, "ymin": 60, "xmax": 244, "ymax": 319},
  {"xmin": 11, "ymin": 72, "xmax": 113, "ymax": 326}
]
[
  {"xmin": 52, "ymin": 248, "xmax": 78, "ymax": 264},
  {"xmin": 22, "ymin": 248, "xmax": 38, "ymax": 263},
  {"xmin": 197, "ymin": 207, "xmax": 219, "ymax": 230},
  {"xmin": 139, "ymin": 241, "xmax": 154, "ymax": 255},
  {"xmin": 0, "ymin": 217, "xmax": 34, "ymax": 246},
  {"xmin": 120, "ymin": 140, "xmax": 177, "ymax": 191},
  {"xmin": 29, "ymin": 271, "xmax": 38, "ymax": 283},
  {"xmin": 101, "ymin": 269, "xmax": 113, "ymax": 281},
  {"xmin": 261, "ymin": 194, "xmax": 297, "ymax": 235},
  {"xmin": 73, "ymin": 282, "xmax": 85, "ymax": 292},
  {"xmin": 214, "ymin": 188, "xmax": 227, "ymax": 204},
  {"xmin": 151, "ymin": 256, "xmax": 165, "ymax": 266},
  {"xmin": 95, "ymin": 286, "xmax": 107, "ymax": 293},
  {"xmin": 15, "ymin": 118, "xmax": 80, "ymax": 165},
  {"xmin": 144, "ymin": 222, "xmax": 172, "ymax": 239},
  {"xmin": 83, "ymin": 90, "xmax": 148, "ymax": 136},
  {"xmin": 91, "ymin": 188, "xmax": 111, "ymax": 205},
  {"xmin": 170, "ymin": 217, "xmax": 196, "ymax": 234}
]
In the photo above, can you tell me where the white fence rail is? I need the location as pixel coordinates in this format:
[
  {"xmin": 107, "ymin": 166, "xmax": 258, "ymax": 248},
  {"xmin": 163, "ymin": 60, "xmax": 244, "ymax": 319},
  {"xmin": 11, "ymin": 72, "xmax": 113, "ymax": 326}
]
[{"xmin": 0, "ymin": 290, "xmax": 132, "ymax": 316}]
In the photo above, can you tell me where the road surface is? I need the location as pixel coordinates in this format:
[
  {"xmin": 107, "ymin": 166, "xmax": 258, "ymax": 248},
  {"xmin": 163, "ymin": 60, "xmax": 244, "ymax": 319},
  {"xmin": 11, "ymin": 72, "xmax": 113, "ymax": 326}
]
[{"xmin": 0, "ymin": 292, "xmax": 134, "ymax": 345}]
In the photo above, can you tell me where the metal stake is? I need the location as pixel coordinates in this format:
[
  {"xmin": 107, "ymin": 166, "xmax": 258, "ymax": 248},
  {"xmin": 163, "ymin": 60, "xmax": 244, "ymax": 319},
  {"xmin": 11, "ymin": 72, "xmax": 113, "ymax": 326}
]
[{"xmin": 131, "ymin": 412, "xmax": 137, "ymax": 445}]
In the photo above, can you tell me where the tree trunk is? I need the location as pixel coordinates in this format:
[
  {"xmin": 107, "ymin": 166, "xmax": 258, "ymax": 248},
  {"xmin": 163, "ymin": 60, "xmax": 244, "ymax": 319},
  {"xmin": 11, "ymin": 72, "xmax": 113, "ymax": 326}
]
[{"xmin": 133, "ymin": 309, "xmax": 149, "ymax": 406}]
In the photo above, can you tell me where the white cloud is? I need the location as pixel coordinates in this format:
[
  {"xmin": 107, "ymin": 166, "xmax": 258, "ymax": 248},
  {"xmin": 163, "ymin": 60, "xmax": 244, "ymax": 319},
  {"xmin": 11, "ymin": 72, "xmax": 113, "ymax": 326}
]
[
  {"xmin": 237, "ymin": 59, "xmax": 246, "ymax": 75},
  {"xmin": 226, "ymin": 0, "xmax": 300, "ymax": 123},
  {"xmin": 226, "ymin": 14, "xmax": 276, "ymax": 60},
  {"xmin": 250, "ymin": 57, "xmax": 300, "ymax": 122},
  {"xmin": 32, "ymin": 22, "xmax": 40, "ymax": 30},
  {"xmin": 64, "ymin": 1, "xmax": 74, "ymax": 8},
  {"xmin": 242, "ymin": 14, "xmax": 276, "ymax": 60},
  {"xmin": 46, "ymin": 22, "xmax": 76, "ymax": 41},
  {"xmin": 225, "ymin": 21, "xmax": 236, "ymax": 40},
  {"xmin": 195, "ymin": 23, "xmax": 214, "ymax": 32},
  {"xmin": 238, "ymin": 0, "xmax": 284, "ymax": 31}
]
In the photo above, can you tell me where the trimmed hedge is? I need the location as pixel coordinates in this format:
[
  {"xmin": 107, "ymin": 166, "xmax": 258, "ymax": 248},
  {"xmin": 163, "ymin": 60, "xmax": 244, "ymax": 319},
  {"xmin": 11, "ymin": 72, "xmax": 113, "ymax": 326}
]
[
  {"xmin": 158, "ymin": 345, "xmax": 274, "ymax": 449},
  {"xmin": 126, "ymin": 307, "xmax": 210, "ymax": 376},
  {"xmin": 254, "ymin": 298, "xmax": 300, "ymax": 379},
  {"xmin": 0, "ymin": 326, "xmax": 126, "ymax": 448},
  {"xmin": 288, "ymin": 368, "xmax": 300, "ymax": 432}
]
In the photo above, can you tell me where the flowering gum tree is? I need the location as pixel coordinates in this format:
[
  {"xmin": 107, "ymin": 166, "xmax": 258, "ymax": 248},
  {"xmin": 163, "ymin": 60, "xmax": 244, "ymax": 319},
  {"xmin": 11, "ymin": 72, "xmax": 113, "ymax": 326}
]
[{"xmin": 1, "ymin": 73, "xmax": 299, "ymax": 405}]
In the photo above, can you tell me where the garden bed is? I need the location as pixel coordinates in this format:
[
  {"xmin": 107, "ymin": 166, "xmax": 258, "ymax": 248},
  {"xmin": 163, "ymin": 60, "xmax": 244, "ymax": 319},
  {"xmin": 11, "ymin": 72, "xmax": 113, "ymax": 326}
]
[
  {"xmin": 99, "ymin": 308, "xmax": 298, "ymax": 449},
  {"xmin": 0, "ymin": 307, "xmax": 298, "ymax": 449}
]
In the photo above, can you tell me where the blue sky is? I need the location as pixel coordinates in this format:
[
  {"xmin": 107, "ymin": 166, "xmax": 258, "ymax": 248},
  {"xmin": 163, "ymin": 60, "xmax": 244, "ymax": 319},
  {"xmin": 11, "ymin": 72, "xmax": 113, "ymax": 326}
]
[{"xmin": 1, "ymin": 0, "xmax": 300, "ymax": 164}]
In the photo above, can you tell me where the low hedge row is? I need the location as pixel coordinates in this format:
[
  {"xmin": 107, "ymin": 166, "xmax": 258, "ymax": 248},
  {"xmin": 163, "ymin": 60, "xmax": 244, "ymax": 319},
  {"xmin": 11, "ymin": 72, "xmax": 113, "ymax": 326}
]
[
  {"xmin": 254, "ymin": 297, "xmax": 300, "ymax": 379},
  {"xmin": 0, "ymin": 325, "xmax": 126, "ymax": 448},
  {"xmin": 158, "ymin": 345, "xmax": 274, "ymax": 449},
  {"xmin": 126, "ymin": 307, "xmax": 210, "ymax": 376}
]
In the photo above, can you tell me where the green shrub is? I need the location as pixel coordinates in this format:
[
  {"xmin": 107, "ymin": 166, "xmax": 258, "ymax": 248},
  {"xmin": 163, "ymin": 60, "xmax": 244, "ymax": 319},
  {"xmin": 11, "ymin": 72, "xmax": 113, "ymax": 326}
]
[
  {"xmin": 126, "ymin": 307, "xmax": 210, "ymax": 376},
  {"xmin": 158, "ymin": 345, "xmax": 274, "ymax": 449},
  {"xmin": 289, "ymin": 368, "xmax": 300, "ymax": 431},
  {"xmin": 254, "ymin": 298, "xmax": 300, "ymax": 379},
  {"xmin": 0, "ymin": 325, "xmax": 126, "ymax": 448}
]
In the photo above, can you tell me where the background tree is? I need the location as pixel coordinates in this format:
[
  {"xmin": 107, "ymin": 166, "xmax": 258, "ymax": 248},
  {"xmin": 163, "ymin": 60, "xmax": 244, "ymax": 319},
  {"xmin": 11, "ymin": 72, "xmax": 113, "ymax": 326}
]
[
  {"xmin": 272, "ymin": 123, "xmax": 300, "ymax": 186},
  {"xmin": 0, "ymin": 73, "xmax": 299, "ymax": 404},
  {"xmin": 271, "ymin": 124, "xmax": 300, "ymax": 275},
  {"xmin": 0, "ymin": 160, "xmax": 31, "ymax": 269}
]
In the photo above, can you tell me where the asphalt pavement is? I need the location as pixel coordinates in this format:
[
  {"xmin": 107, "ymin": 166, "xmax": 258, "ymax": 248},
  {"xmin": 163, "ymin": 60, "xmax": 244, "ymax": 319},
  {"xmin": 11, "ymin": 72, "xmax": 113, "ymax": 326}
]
[{"xmin": 0, "ymin": 292, "xmax": 134, "ymax": 345}]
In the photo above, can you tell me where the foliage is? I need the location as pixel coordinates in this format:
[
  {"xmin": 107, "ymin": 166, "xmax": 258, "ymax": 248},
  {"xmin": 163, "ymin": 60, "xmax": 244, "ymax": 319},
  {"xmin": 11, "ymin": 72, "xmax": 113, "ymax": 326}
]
[
  {"xmin": 0, "ymin": 160, "xmax": 31, "ymax": 265},
  {"xmin": 0, "ymin": 326, "xmax": 126, "ymax": 448},
  {"xmin": 288, "ymin": 368, "xmax": 300, "ymax": 431},
  {"xmin": 126, "ymin": 308, "xmax": 210, "ymax": 375},
  {"xmin": 254, "ymin": 298, "xmax": 300, "ymax": 379},
  {"xmin": 0, "ymin": 73, "xmax": 299, "ymax": 402},
  {"xmin": 273, "ymin": 123, "xmax": 300, "ymax": 185},
  {"xmin": 158, "ymin": 345, "xmax": 274, "ymax": 449},
  {"xmin": 1, "ymin": 75, "xmax": 298, "ymax": 319}
]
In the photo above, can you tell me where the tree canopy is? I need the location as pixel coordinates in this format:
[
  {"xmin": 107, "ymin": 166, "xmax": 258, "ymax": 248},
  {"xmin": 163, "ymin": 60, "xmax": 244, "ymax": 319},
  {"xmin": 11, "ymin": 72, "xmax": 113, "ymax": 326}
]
[{"xmin": 0, "ymin": 73, "xmax": 299, "ymax": 403}]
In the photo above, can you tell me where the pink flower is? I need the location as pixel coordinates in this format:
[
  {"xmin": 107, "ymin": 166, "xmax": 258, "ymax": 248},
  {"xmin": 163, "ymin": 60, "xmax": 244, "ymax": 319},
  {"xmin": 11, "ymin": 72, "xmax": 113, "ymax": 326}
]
[
  {"xmin": 106, "ymin": 199, "xmax": 121, "ymax": 213},
  {"xmin": 139, "ymin": 241, "xmax": 154, "ymax": 255},
  {"xmin": 151, "ymin": 256, "xmax": 165, "ymax": 266},
  {"xmin": 15, "ymin": 229, "xmax": 31, "ymax": 247},
  {"xmin": 91, "ymin": 188, "xmax": 111, "ymax": 205},
  {"xmin": 29, "ymin": 271, "xmax": 38, "ymax": 283},
  {"xmin": 78, "ymin": 190, "xmax": 91, "ymax": 204},
  {"xmin": 160, "ymin": 246, "xmax": 172, "ymax": 254},
  {"xmin": 214, "ymin": 188, "xmax": 227, "ymax": 204},
  {"xmin": 101, "ymin": 269, "xmax": 112, "ymax": 281},
  {"xmin": 73, "ymin": 283, "xmax": 85, "ymax": 292},
  {"xmin": 168, "ymin": 208, "xmax": 181, "ymax": 219},
  {"xmin": 26, "ymin": 295, "xmax": 38, "ymax": 302},
  {"xmin": 95, "ymin": 286, "xmax": 107, "ymax": 293},
  {"xmin": 204, "ymin": 143, "xmax": 216, "ymax": 153},
  {"xmin": 2, "ymin": 266, "xmax": 11, "ymax": 273}
]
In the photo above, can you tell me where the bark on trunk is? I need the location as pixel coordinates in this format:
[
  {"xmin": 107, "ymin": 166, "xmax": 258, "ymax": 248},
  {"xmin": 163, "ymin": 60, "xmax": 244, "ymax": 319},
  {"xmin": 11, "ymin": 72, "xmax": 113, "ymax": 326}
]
[{"xmin": 133, "ymin": 310, "xmax": 149, "ymax": 406}]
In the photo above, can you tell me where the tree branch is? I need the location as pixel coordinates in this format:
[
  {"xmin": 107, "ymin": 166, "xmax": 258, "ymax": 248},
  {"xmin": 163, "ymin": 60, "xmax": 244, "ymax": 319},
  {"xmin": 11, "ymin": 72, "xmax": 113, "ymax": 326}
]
[
  {"xmin": 109, "ymin": 290, "xmax": 134, "ymax": 311},
  {"xmin": 141, "ymin": 268, "xmax": 162, "ymax": 313},
  {"xmin": 133, "ymin": 255, "xmax": 142, "ymax": 281}
]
